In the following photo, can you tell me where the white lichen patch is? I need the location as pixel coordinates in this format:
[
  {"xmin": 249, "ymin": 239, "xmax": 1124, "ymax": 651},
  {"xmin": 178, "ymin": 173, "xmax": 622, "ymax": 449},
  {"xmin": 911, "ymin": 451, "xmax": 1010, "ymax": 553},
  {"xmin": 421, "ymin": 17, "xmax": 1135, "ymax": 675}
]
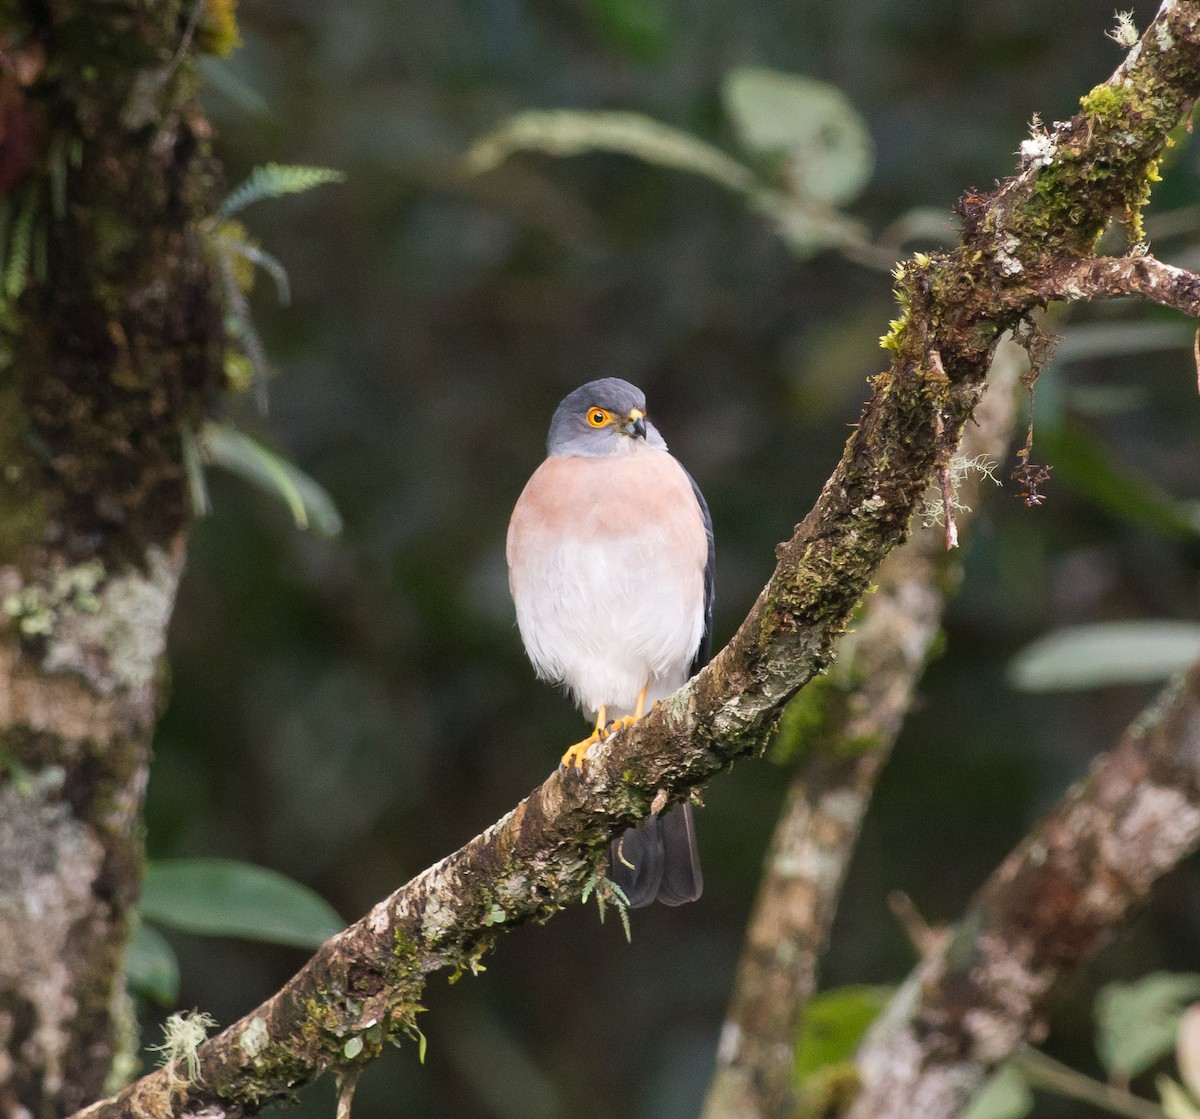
[
  {"xmin": 39, "ymin": 545, "xmax": 182, "ymax": 694},
  {"xmin": 1019, "ymin": 132, "xmax": 1055, "ymax": 171},
  {"xmin": 368, "ymin": 901, "xmax": 390, "ymax": 934},
  {"xmin": 492, "ymin": 874, "xmax": 529, "ymax": 904},
  {"xmin": 420, "ymin": 890, "xmax": 457, "ymax": 944},
  {"xmin": 660, "ymin": 684, "xmax": 692, "ymax": 726},
  {"xmin": 1110, "ymin": 784, "xmax": 1200, "ymax": 875},
  {"xmin": 239, "ymin": 1017, "xmax": 269, "ymax": 1059},
  {"xmin": 994, "ymin": 233, "xmax": 1024, "ymax": 276},
  {"xmin": 0, "ymin": 768, "xmax": 105, "ymax": 1101}
]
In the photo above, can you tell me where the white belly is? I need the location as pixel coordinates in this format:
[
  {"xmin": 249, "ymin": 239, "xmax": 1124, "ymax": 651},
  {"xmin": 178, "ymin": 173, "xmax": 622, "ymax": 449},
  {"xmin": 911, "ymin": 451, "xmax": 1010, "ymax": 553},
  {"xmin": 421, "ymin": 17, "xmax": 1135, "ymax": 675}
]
[{"xmin": 507, "ymin": 450, "xmax": 707, "ymax": 718}]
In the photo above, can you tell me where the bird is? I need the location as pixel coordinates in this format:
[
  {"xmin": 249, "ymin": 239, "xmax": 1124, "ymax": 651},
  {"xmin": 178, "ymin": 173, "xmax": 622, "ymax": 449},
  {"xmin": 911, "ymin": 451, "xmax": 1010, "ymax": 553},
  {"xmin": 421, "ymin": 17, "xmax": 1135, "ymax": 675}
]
[{"xmin": 506, "ymin": 378, "xmax": 713, "ymax": 907}]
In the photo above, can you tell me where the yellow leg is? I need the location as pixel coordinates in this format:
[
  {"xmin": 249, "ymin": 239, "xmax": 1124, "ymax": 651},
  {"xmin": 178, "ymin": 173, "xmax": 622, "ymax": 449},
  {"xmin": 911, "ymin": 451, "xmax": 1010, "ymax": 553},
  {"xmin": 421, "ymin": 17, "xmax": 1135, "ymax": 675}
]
[
  {"xmin": 604, "ymin": 683, "xmax": 648, "ymax": 737},
  {"xmin": 561, "ymin": 705, "xmax": 606, "ymax": 770}
]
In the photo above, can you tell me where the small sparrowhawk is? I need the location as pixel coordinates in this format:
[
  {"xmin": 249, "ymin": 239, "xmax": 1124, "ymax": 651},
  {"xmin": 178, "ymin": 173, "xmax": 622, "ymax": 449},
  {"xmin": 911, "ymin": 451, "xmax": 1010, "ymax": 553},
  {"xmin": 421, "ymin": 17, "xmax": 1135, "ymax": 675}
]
[{"xmin": 507, "ymin": 378, "xmax": 713, "ymax": 907}]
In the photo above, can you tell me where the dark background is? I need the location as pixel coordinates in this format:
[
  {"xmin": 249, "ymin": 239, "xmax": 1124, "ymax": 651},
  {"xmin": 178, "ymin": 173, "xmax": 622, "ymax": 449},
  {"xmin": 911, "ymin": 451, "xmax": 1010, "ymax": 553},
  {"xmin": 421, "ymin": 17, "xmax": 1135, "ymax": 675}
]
[{"xmin": 148, "ymin": 1, "xmax": 1200, "ymax": 1115}]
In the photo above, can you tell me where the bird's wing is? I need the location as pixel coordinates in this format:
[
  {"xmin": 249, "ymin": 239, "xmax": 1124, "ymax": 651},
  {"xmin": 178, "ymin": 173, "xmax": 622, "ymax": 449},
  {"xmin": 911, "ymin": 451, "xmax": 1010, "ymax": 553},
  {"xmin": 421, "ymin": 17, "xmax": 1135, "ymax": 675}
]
[{"xmin": 686, "ymin": 468, "xmax": 715, "ymax": 677}]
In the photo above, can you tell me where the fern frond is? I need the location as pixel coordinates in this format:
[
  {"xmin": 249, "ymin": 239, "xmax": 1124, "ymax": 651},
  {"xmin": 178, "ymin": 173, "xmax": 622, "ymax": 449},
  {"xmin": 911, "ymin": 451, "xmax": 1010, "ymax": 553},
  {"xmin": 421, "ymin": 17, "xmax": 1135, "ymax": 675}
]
[
  {"xmin": 220, "ymin": 234, "xmax": 291, "ymax": 305},
  {"xmin": 219, "ymin": 163, "xmax": 344, "ymax": 218},
  {"xmin": 200, "ymin": 422, "xmax": 343, "ymax": 536},
  {"xmin": 5, "ymin": 187, "xmax": 37, "ymax": 302}
]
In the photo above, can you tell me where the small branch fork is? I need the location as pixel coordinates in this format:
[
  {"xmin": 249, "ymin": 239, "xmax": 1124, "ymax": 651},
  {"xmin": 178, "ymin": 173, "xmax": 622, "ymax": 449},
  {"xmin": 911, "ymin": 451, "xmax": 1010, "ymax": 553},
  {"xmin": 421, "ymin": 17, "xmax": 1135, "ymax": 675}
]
[
  {"xmin": 1043, "ymin": 253, "xmax": 1200, "ymax": 387},
  {"xmin": 72, "ymin": 5, "xmax": 1200, "ymax": 1119},
  {"xmin": 848, "ymin": 658, "xmax": 1200, "ymax": 1119}
]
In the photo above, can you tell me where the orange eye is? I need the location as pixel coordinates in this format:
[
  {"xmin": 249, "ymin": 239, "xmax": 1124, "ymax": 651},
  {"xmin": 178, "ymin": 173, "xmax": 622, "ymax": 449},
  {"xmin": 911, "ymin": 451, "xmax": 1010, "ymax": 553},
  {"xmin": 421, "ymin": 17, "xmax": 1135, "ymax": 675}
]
[{"xmin": 587, "ymin": 408, "xmax": 611, "ymax": 428}]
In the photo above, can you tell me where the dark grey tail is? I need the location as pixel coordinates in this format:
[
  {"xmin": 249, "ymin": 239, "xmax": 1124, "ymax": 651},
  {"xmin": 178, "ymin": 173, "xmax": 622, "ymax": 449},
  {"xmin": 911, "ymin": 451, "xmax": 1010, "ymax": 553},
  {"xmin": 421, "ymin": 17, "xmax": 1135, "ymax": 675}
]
[{"xmin": 608, "ymin": 800, "xmax": 702, "ymax": 908}]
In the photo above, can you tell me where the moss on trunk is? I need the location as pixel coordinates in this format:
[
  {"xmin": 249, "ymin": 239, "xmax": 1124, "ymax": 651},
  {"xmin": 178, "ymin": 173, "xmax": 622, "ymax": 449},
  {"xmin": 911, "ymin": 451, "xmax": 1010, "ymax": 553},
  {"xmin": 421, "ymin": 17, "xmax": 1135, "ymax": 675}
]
[{"xmin": 0, "ymin": 2, "xmax": 226, "ymax": 1114}]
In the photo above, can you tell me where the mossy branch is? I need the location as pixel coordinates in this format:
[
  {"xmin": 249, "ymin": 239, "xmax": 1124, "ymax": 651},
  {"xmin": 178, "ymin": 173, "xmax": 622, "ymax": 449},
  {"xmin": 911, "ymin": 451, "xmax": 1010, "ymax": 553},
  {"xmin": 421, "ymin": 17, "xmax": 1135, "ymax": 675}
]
[
  {"xmin": 847, "ymin": 658, "xmax": 1200, "ymax": 1119},
  {"xmin": 700, "ymin": 339, "xmax": 1024, "ymax": 1119},
  {"xmin": 74, "ymin": 4, "xmax": 1200, "ymax": 1117}
]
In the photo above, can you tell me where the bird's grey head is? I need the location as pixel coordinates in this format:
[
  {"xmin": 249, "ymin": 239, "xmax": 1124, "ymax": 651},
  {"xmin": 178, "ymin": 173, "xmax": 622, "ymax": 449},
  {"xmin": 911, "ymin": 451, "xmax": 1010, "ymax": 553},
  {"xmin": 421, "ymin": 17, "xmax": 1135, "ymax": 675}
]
[{"xmin": 545, "ymin": 378, "xmax": 667, "ymax": 458}]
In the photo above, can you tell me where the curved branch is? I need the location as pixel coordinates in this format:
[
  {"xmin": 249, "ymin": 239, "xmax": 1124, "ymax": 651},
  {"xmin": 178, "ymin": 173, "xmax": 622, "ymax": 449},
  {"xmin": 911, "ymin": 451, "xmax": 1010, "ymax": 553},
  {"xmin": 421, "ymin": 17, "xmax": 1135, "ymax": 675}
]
[
  {"xmin": 74, "ymin": 4, "xmax": 1200, "ymax": 1117},
  {"xmin": 700, "ymin": 339, "xmax": 1024, "ymax": 1119},
  {"xmin": 848, "ymin": 658, "xmax": 1200, "ymax": 1119}
]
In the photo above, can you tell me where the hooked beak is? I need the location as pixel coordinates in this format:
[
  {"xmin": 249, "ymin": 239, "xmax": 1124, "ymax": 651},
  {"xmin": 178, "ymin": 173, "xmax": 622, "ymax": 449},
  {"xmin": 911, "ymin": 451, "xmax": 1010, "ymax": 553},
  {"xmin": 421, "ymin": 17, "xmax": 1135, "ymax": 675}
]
[{"xmin": 623, "ymin": 408, "xmax": 646, "ymax": 440}]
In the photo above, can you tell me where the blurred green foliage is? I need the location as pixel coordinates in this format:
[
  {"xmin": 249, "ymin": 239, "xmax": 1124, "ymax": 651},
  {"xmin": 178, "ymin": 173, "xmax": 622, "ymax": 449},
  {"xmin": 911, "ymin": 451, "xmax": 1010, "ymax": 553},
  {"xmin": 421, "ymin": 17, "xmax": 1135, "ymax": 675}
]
[
  {"xmin": 143, "ymin": 1, "xmax": 1200, "ymax": 1116},
  {"xmin": 1097, "ymin": 973, "xmax": 1200, "ymax": 1084}
]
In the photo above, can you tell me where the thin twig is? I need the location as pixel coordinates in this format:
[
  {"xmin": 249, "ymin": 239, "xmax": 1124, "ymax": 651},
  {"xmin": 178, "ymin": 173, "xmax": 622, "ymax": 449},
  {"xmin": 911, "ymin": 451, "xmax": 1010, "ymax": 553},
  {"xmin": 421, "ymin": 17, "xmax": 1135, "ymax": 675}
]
[
  {"xmin": 938, "ymin": 453, "xmax": 959, "ymax": 550},
  {"xmin": 888, "ymin": 892, "xmax": 947, "ymax": 959},
  {"xmin": 1013, "ymin": 1048, "xmax": 1167, "ymax": 1119}
]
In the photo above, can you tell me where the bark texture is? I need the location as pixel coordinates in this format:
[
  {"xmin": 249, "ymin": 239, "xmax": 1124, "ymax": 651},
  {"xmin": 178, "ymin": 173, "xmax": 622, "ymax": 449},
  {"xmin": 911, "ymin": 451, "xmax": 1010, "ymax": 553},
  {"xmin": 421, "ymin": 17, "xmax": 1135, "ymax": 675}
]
[
  {"xmin": 700, "ymin": 340, "xmax": 1023, "ymax": 1119},
  {"xmin": 71, "ymin": 5, "xmax": 1200, "ymax": 1118},
  {"xmin": 0, "ymin": 4, "xmax": 224, "ymax": 1116},
  {"xmin": 848, "ymin": 658, "xmax": 1200, "ymax": 1119}
]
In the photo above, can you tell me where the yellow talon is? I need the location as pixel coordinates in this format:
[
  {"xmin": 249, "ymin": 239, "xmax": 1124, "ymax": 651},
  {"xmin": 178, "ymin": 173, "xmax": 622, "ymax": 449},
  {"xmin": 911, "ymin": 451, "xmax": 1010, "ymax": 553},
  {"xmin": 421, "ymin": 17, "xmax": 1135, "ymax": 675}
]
[
  {"xmin": 560, "ymin": 732, "xmax": 600, "ymax": 771},
  {"xmin": 561, "ymin": 705, "xmax": 606, "ymax": 770},
  {"xmin": 603, "ymin": 714, "xmax": 638, "ymax": 736},
  {"xmin": 559, "ymin": 685, "xmax": 647, "ymax": 770}
]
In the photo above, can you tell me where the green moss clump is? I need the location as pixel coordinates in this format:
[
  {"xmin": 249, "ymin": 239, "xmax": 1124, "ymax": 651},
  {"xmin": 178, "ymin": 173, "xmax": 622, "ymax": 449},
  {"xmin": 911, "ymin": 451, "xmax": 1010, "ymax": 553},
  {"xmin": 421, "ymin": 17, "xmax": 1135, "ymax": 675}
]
[
  {"xmin": 197, "ymin": 0, "xmax": 242, "ymax": 57},
  {"xmin": 1079, "ymin": 83, "xmax": 1131, "ymax": 122}
]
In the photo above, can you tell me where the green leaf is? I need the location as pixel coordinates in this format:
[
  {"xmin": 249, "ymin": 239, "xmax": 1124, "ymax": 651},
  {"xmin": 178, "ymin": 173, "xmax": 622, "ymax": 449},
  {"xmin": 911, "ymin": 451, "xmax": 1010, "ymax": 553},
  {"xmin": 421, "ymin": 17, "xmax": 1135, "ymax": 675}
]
[
  {"xmin": 1008, "ymin": 621, "xmax": 1200, "ymax": 692},
  {"xmin": 140, "ymin": 859, "xmax": 344, "ymax": 949},
  {"xmin": 201, "ymin": 421, "xmax": 343, "ymax": 536},
  {"xmin": 465, "ymin": 110, "xmax": 757, "ymax": 196},
  {"xmin": 751, "ymin": 189, "xmax": 870, "ymax": 259},
  {"xmin": 220, "ymin": 163, "xmax": 345, "ymax": 218},
  {"xmin": 1159, "ymin": 1076, "xmax": 1200, "ymax": 1119},
  {"xmin": 722, "ymin": 67, "xmax": 874, "ymax": 206},
  {"xmin": 125, "ymin": 920, "xmax": 180, "ymax": 1005},
  {"xmin": 960, "ymin": 1066, "xmax": 1035, "ymax": 1119},
  {"xmin": 795, "ymin": 986, "xmax": 891, "ymax": 1082},
  {"xmin": 219, "ymin": 234, "xmax": 292, "ymax": 305},
  {"xmin": 1096, "ymin": 973, "xmax": 1200, "ymax": 1081}
]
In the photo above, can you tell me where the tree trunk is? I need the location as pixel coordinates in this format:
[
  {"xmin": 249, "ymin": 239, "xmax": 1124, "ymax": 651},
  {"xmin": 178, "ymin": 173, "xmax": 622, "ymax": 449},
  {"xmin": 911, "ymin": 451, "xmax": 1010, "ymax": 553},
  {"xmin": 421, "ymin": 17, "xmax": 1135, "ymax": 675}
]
[{"xmin": 0, "ymin": 4, "xmax": 224, "ymax": 1115}]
